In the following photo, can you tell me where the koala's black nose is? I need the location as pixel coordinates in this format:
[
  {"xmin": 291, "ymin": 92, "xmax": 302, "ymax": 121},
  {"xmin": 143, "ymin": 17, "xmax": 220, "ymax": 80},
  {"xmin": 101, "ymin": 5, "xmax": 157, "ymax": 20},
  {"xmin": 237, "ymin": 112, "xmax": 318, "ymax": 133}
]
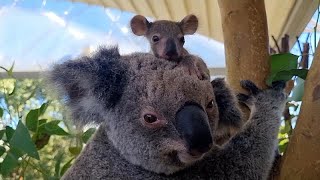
[
  {"xmin": 165, "ymin": 38, "xmax": 178, "ymax": 59},
  {"xmin": 175, "ymin": 103, "xmax": 213, "ymax": 156}
]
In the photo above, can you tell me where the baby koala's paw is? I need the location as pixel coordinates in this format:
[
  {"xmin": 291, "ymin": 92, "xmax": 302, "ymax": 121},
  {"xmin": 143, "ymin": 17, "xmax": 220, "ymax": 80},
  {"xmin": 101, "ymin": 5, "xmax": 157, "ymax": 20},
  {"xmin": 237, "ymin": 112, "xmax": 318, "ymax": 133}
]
[
  {"xmin": 179, "ymin": 56, "xmax": 210, "ymax": 80},
  {"xmin": 185, "ymin": 63, "xmax": 203, "ymax": 79}
]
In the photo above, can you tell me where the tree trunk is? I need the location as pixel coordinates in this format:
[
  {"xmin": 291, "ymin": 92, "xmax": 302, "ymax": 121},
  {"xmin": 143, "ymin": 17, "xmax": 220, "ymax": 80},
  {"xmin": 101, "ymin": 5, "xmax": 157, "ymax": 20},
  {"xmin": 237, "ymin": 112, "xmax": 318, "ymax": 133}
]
[
  {"xmin": 279, "ymin": 43, "xmax": 320, "ymax": 179},
  {"xmin": 217, "ymin": 0, "xmax": 270, "ymax": 118},
  {"xmin": 218, "ymin": 0, "xmax": 270, "ymax": 91}
]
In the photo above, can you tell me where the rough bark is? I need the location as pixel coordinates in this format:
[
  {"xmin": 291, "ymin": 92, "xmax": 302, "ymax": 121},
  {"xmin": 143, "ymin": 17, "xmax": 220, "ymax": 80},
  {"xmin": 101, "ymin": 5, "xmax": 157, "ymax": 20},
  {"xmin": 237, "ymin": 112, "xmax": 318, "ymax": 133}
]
[
  {"xmin": 217, "ymin": 0, "xmax": 270, "ymax": 90},
  {"xmin": 218, "ymin": 0, "xmax": 270, "ymax": 117},
  {"xmin": 279, "ymin": 44, "xmax": 320, "ymax": 179}
]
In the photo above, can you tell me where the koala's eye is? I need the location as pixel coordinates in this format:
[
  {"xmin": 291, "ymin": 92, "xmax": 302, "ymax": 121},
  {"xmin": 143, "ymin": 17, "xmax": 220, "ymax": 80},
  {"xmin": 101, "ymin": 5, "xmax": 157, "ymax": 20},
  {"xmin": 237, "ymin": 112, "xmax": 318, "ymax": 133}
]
[
  {"xmin": 206, "ymin": 100, "xmax": 214, "ymax": 109},
  {"xmin": 152, "ymin": 35, "xmax": 160, "ymax": 43},
  {"xmin": 144, "ymin": 114, "xmax": 158, "ymax": 123},
  {"xmin": 180, "ymin": 36, "xmax": 185, "ymax": 44}
]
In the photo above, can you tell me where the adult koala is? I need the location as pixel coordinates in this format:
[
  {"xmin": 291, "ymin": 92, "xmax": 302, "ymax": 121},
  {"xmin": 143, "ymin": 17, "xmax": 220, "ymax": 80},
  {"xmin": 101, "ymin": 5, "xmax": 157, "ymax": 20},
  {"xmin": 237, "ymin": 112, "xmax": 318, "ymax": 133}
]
[{"xmin": 48, "ymin": 47, "xmax": 286, "ymax": 180}]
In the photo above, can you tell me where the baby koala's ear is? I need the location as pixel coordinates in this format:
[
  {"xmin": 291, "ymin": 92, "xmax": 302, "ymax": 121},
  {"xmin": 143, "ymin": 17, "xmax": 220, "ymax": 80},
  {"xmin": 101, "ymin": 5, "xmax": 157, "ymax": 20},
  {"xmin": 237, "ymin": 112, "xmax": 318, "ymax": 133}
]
[
  {"xmin": 179, "ymin": 14, "xmax": 198, "ymax": 35},
  {"xmin": 130, "ymin": 15, "xmax": 151, "ymax": 36}
]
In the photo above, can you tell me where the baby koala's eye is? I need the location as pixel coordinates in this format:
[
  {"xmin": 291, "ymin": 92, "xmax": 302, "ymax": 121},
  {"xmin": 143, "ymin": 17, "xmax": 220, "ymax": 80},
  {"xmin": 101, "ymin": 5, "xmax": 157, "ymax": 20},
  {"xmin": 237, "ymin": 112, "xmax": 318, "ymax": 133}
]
[
  {"xmin": 206, "ymin": 100, "xmax": 214, "ymax": 109},
  {"xmin": 152, "ymin": 35, "xmax": 160, "ymax": 43},
  {"xmin": 180, "ymin": 36, "xmax": 185, "ymax": 44},
  {"xmin": 144, "ymin": 114, "xmax": 158, "ymax": 123}
]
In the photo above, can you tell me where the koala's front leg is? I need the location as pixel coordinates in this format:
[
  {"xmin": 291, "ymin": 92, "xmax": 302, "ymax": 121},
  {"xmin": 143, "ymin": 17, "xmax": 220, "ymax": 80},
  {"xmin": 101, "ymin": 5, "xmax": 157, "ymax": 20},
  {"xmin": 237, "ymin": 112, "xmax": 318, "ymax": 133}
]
[
  {"xmin": 217, "ymin": 80, "xmax": 286, "ymax": 180},
  {"xmin": 211, "ymin": 78, "xmax": 243, "ymax": 145}
]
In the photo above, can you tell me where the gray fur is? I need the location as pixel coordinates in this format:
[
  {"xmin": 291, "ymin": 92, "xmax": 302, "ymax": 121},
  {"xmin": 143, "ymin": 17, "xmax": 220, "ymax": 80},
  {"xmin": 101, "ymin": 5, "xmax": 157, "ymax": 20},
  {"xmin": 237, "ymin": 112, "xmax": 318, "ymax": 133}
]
[
  {"xmin": 48, "ymin": 47, "xmax": 286, "ymax": 180},
  {"xmin": 211, "ymin": 78, "xmax": 243, "ymax": 144}
]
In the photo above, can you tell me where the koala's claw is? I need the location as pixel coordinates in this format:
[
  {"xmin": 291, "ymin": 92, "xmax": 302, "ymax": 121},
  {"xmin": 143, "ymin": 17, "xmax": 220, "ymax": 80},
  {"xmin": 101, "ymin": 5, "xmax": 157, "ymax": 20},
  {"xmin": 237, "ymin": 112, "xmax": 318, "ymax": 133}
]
[
  {"xmin": 240, "ymin": 80, "xmax": 261, "ymax": 95},
  {"xmin": 188, "ymin": 66, "xmax": 202, "ymax": 79},
  {"xmin": 237, "ymin": 93, "xmax": 250, "ymax": 103},
  {"xmin": 237, "ymin": 93, "xmax": 254, "ymax": 108},
  {"xmin": 180, "ymin": 63, "xmax": 208, "ymax": 80},
  {"xmin": 238, "ymin": 80, "xmax": 261, "ymax": 109}
]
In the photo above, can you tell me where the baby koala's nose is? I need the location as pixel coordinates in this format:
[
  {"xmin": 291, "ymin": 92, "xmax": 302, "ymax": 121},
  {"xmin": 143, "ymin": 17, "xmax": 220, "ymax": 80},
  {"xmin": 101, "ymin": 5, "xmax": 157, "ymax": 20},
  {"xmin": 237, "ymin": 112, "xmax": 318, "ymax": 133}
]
[
  {"xmin": 165, "ymin": 49, "xmax": 178, "ymax": 57},
  {"xmin": 164, "ymin": 38, "xmax": 179, "ymax": 60}
]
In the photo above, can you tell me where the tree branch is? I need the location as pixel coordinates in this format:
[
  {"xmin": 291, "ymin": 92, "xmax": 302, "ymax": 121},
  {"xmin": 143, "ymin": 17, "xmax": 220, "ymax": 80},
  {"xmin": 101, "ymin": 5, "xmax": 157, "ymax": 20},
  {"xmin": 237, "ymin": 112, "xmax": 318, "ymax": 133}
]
[
  {"xmin": 218, "ymin": 0, "xmax": 270, "ymax": 119},
  {"xmin": 279, "ymin": 41, "xmax": 320, "ymax": 179}
]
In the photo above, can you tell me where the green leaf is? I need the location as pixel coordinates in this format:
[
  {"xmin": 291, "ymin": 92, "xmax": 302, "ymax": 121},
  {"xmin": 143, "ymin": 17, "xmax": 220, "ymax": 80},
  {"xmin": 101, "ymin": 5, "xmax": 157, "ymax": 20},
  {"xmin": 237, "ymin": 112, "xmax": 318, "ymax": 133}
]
[
  {"xmin": 34, "ymin": 133, "xmax": 50, "ymax": 150},
  {"xmin": 274, "ymin": 69, "xmax": 308, "ymax": 81},
  {"xmin": 0, "ymin": 147, "xmax": 22, "ymax": 176},
  {"xmin": 9, "ymin": 121, "xmax": 40, "ymax": 160},
  {"xmin": 5, "ymin": 126, "xmax": 14, "ymax": 141},
  {"xmin": 7, "ymin": 62, "xmax": 15, "ymax": 77},
  {"xmin": 0, "ymin": 62, "xmax": 14, "ymax": 78},
  {"xmin": 26, "ymin": 102, "xmax": 50, "ymax": 132},
  {"xmin": 8, "ymin": 84, "xmax": 16, "ymax": 96},
  {"xmin": 39, "ymin": 119, "xmax": 47, "ymax": 126},
  {"xmin": 279, "ymin": 139, "xmax": 289, "ymax": 153},
  {"xmin": 269, "ymin": 71, "xmax": 294, "ymax": 83},
  {"xmin": 0, "ymin": 146, "xmax": 6, "ymax": 156},
  {"xmin": 68, "ymin": 146, "xmax": 82, "ymax": 156},
  {"xmin": 26, "ymin": 109, "xmax": 40, "ymax": 132},
  {"xmin": 39, "ymin": 102, "xmax": 50, "ymax": 116},
  {"xmin": 43, "ymin": 120, "xmax": 69, "ymax": 136},
  {"xmin": 280, "ymin": 121, "xmax": 292, "ymax": 134},
  {"xmin": 267, "ymin": 69, "xmax": 308, "ymax": 86},
  {"xmin": 60, "ymin": 158, "xmax": 74, "ymax": 176},
  {"xmin": 1, "ymin": 152, "xmax": 18, "ymax": 176},
  {"xmin": 82, "ymin": 128, "xmax": 96, "ymax": 143},
  {"xmin": 270, "ymin": 53, "xmax": 299, "ymax": 74},
  {"xmin": 267, "ymin": 53, "xmax": 300, "ymax": 85},
  {"xmin": 0, "ymin": 130, "xmax": 5, "ymax": 139},
  {"xmin": 54, "ymin": 151, "xmax": 64, "ymax": 177},
  {"xmin": 0, "ymin": 108, "xmax": 3, "ymax": 118},
  {"xmin": 291, "ymin": 69, "xmax": 308, "ymax": 80}
]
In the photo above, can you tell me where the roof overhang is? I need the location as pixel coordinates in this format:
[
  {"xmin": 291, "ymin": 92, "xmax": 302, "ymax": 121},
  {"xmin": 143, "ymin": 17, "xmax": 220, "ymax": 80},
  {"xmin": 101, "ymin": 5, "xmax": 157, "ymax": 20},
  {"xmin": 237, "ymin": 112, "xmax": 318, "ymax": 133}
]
[{"xmin": 73, "ymin": 0, "xmax": 318, "ymax": 48}]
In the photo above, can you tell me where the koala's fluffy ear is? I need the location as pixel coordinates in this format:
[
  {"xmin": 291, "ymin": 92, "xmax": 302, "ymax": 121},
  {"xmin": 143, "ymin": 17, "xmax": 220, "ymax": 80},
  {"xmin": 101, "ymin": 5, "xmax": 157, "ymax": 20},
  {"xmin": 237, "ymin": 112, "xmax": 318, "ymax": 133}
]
[
  {"xmin": 48, "ymin": 47, "xmax": 128, "ymax": 126},
  {"xmin": 130, "ymin": 15, "xmax": 151, "ymax": 36},
  {"xmin": 179, "ymin": 14, "xmax": 198, "ymax": 35}
]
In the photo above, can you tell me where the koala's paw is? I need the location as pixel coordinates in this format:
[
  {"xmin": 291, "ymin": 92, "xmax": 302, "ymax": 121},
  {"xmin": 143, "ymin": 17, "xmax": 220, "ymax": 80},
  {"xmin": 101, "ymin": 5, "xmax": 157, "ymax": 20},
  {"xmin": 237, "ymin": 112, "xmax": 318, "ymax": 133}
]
[
  {"xmin": 188, "ymin": 64, "xmax": 203, "ymax": 80},
  {"xmin": 179, "ymin": 62, "xmax": 208, "ymax": 80},
  {"xmin": 196, "ymin": 62, "xmax": 210, "ymax": 81},
  {"xmin": 237, "ymin": 80, "xmax": 287, "ymax": 111}
]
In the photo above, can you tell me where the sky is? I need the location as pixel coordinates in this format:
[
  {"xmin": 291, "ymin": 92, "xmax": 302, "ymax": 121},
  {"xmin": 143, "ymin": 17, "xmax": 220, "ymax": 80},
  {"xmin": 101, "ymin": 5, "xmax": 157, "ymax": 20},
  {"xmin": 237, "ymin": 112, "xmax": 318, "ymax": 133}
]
[
  {"xmin": 0, "ymin": 0, "xmax": 226, "ymax": 72},
  {"xmin": 291, "ymin": 8, "xmax": 320, "ymax": 68},
  {"xmin": 0, "ymin": 0, "xmax": 319, "ymax": 72}
]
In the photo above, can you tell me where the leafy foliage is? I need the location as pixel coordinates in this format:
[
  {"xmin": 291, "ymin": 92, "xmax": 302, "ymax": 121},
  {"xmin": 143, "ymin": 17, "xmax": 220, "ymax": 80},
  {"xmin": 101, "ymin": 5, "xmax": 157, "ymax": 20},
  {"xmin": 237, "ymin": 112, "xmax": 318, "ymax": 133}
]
[
  {"xmin": 82, "ymin": 128, "xmax": 96, "ymax": 143},
  {"xmin": 267, "ymin": 52, "xmax": 308, "ymax": 154},
  {"xmin": 267, "ymin": 53, "xmax": 308, "ymax": 85},
  {"xmin": 0, "ymin": 65, "xmax": 96, "ymax": 179}
]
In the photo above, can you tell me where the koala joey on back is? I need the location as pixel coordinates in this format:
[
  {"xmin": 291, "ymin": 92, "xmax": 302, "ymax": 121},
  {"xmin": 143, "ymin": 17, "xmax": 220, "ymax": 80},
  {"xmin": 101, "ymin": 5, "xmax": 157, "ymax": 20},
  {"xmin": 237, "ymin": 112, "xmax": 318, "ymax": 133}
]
[
  {"xmin": 130, "ymin": 14, "xmax": 241, "ymax": 145},
  {"xmin": 49, "ymin": 47, "xmax": 287, "ymax": 179},
  {"xmin": 130, "ymin": 14, "xmax": 210, "ymax": 80}
]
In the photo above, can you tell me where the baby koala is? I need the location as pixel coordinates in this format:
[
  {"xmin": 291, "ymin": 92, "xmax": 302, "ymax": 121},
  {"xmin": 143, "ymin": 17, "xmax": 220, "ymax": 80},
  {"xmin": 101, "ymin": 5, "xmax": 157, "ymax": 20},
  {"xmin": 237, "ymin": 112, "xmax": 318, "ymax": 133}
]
[{"xmin": 130, "ymin": 14, "xmax": 210, "ymax": 80}]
